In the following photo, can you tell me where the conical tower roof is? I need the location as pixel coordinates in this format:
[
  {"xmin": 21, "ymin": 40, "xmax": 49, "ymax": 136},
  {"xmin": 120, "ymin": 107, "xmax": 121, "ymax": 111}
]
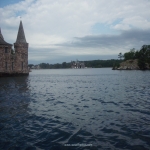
[
  {"xmin": 15, "ymin": 20, "xmax": 27, "ymax": 43},
  {"xmin": 0, "ymin": 28, "xmax": 4, "ymax": 40},
  {"xmin": 0, "ymin": 28, "xmax": 12, "ymax": 46}
]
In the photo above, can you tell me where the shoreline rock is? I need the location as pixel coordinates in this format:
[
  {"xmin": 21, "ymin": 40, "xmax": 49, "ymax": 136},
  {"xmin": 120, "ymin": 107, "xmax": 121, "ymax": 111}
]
[{"xmin": 113, "ymin": 59, "xmax": 150, "ymax": 70}]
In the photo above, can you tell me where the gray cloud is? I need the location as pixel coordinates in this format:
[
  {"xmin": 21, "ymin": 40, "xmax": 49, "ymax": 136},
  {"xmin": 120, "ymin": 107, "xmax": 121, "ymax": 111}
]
[
  {"xmin": 57, "ymin": 29, "xmax": 150, "ymax": 50},
  {"xmin": 28, "ymin": 29, "xmax": 150, "ymax": 64}
]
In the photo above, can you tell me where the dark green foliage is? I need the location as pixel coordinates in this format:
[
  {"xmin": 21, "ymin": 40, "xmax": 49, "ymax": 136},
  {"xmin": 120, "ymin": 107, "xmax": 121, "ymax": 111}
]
[
  {"xmin": 62, "ymin": 62, "xmax": 67, "ymax": 68},
  {"xmin": 39, "ymin": 63, "xmax": 50, "ymax": 69},
  {"xmin": 138, "ymin": 59, "xmax": 146, "ymax": 70},
  {"xmin": 124, "ymin": 48, "xmax": 136, "ymax": 60},
  {"xmin": 118, "ymin": 52, "xmax": 123, "ymax": 60},
  {"xmin": 84, "ymin": 59, "xmax": 123, "ymax": 68},
  {"xmin": 137, "ymin": 45, "xmax": 150, "ymax": 70},
  {"xmin": 39, "ymin": 62, "xmax": 71, "ymax": 69},
  {"xmin": 123, "ymin": 45, "xmax": 150, "ymax": 70},
  {"xmin": 28, "ymin": 64, "xmax": 34, "ymax": 68}
]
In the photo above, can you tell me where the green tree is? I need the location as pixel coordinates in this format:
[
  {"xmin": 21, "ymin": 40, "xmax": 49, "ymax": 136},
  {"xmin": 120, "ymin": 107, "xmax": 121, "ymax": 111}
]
[
  {"xmin": 118, "ymin": 52, "xmax": 123, "ymax": 60},
  {"xmin": 124, "ymin": 48, "xmax": 136, "ymax": 60},
  {"xmin": 62, "ymin": 62, "xmax": 67, "ymax": 68},
  {"xmin": 28, "ymin": 64, "xmax": 34, "ymax": 68},
  {"xmin": 138, "ymin": 45, "xmax": 150, "ymax": 70}
]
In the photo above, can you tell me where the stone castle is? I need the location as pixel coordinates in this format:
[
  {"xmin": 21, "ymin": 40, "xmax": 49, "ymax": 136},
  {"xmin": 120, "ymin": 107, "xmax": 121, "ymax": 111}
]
[{"xmin": 0, "ymin": 21, "xmax": 29, "ymax": 76}]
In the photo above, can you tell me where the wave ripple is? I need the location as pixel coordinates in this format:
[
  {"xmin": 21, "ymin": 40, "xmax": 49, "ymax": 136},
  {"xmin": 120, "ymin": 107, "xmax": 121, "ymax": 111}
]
[{"xmin": 0, "ymin": 69, "xmax": 150, "ymax": 149}]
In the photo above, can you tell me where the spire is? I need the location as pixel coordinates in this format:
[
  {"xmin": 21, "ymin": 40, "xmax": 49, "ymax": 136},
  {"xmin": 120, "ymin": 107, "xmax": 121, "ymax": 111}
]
[
  {"xmin": 15, "ymin": 20, "xmax": 27, "ymax": 43},
  {"xmin": 0, "ymin": 28, "xmax": 4, "ymax": 40}
]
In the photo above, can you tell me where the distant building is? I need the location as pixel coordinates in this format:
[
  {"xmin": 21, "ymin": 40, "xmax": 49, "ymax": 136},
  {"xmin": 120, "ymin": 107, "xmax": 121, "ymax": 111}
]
[
  {"xmin": 0, "ymin": 20, "xmax": 29, "ymax": 76},
  {"xmin": 71, "ymin": 60, "xmax": 85, "ymax": 68},
  {"xmin": 31, "ymin": 65, "xmax": 41, "ymax": 69}
]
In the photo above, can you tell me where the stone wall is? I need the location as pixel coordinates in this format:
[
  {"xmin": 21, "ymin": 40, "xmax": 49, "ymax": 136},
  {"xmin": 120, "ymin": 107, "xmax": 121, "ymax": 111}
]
[
  {"xmin": 14, "ymin": 43, "xmax": 29, "ymax": 73},
  {"xmin": 0, "ymin": 45, "xmax": 14, "ymax": 73},
  {"xmin": 0, "ymin": 44, "xmax": 29, "ymax": 74}
]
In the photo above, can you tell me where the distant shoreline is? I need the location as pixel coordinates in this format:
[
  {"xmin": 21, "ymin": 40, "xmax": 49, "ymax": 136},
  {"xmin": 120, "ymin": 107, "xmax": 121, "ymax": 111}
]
[{"xmin": 29, "ymin": 59, "xmax": 122, "ymax": 69}]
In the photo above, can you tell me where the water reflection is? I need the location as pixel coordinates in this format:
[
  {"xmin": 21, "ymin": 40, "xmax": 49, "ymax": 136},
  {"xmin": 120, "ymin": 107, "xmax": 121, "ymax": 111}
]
[
  {"xmin": 0, "ymin": 76, "xmax": 31, "ymax": 149},
  {"xmin": 0, "ymin": 76, "xmax": 29, "ymax": 92},
  {"xmin": 0, "ymin": 76, "xmax": 30, "ymax": 114}
]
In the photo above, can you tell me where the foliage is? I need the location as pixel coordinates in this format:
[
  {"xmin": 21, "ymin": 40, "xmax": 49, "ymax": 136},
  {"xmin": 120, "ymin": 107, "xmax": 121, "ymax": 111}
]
[
  {"xmin": 39, "ymin": 62, "xmax": 71, "ymax": 69},
  {"xmin": 123, "ymin": 45, "xmax": 150, "ymax": 70},
  {"xmin": 124, "ymin": 48, "xmax": 136, "ymax": 60},
  {"xmin": 118, "ymin": 52, "xmax": 123, "ymax": 60},
  {"xmin": 28, "ymin": 64, "xmax": 34, "ymax": 68},
  {"xmin": 137, "ymin": 45, "xmax": 150, "ymax": 70},
  {"xmin": 83, "ymin": 59, "xmax": 122, "ymax": 68}
]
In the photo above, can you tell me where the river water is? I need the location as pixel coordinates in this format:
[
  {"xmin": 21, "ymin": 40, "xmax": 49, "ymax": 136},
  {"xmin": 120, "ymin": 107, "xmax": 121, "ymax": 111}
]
[{"xmin": 0, "ymin": 68, "xmax": 150, "ymax": 150}]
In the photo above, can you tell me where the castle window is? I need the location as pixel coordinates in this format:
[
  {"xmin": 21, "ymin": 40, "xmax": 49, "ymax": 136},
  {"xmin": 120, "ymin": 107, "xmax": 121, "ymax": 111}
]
[
  {"xmin": 12, "ymin": 62, "xmax": 14, "ymax": 70},
  {"xmin": 5, "ymin": 47, "xmax": 8, "ymax": 53},
  {"xmin": 22, "ymin": 62, "xmax": 23, "ymax": 70},
  {"xmin": 5, "ymin": 62, "xmax": 7, "ymax": 70}
]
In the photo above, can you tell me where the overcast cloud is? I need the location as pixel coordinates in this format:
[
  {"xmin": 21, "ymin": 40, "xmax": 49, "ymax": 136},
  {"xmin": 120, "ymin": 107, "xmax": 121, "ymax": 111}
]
[{"xmin": 0, "ymin": 0, "xmax": 150, "ymax": 64}]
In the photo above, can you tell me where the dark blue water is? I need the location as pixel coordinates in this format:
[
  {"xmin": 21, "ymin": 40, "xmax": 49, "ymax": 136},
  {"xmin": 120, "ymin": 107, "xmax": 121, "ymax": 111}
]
[{"xmin": 0, "ymin": 68, "xmax": 150, "ymax": 150}]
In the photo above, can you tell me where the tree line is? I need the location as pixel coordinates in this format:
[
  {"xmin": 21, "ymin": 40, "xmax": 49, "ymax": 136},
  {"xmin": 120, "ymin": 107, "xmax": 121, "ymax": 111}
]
[
  {"xmin": 29, "ymin": 59, "xmax": 123, "ymax": 69},
  {"xmin": 28, "ymin": 62, "xmax": 71, "ymax": 69},
  {"xmin": 84, "ymin": 59, "xmax": 122, "ymax": 68}
]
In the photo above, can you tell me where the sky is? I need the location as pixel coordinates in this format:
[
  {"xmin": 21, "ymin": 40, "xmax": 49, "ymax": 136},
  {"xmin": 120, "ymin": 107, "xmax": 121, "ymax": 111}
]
[{"xmin": 0, "ymin": 0, "xmax": 150, "ymax": 64}]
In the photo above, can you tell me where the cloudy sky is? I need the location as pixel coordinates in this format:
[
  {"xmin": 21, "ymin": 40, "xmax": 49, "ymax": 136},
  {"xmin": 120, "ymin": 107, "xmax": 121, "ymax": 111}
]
[{"xmin": 0, "ymin": 0, "xmax": 150, "ymax": 64}]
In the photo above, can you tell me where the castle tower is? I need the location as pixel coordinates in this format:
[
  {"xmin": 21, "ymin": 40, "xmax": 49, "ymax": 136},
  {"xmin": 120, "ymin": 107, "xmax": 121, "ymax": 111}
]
[
  {"xmin": 14, "ymin": 20, "xmax": 29, "ymax": 74},
  {"xmin": 0, "ymin": 28, "xmax": 12, "ymax": 73}
]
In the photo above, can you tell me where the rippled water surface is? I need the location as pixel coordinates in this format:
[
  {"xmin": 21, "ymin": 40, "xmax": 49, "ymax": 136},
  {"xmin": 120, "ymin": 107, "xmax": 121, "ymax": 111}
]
[{"xmin": 0, "ymin": 68, "xmax": 150, "ymax": 150}]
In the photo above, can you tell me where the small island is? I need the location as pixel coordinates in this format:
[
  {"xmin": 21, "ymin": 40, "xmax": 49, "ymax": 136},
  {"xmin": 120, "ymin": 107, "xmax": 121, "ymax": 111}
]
[{"xmin": 113, "ymin": 45, "xmax": 150, "ymax": 70}]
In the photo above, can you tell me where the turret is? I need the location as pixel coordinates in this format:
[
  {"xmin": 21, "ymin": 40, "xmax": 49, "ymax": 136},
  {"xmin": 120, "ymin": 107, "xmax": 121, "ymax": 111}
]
[
  {"xmin": 0, "ymin": 28, "xmax": 12, "ymax": 73},
  {"xmin": 14, "ymin": 21, "xmax": 29, "ymax": 73}
]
